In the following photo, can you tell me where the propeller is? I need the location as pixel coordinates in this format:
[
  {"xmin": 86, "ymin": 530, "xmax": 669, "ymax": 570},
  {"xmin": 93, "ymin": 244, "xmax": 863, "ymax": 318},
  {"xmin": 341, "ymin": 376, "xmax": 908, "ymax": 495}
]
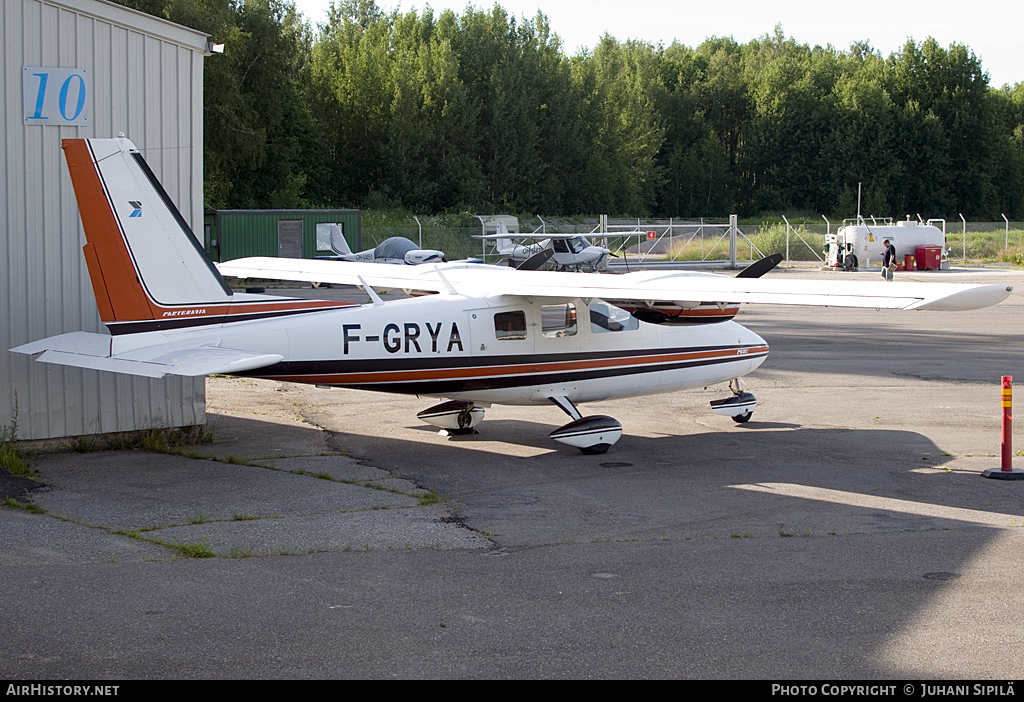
[{"xmin": 736, "ymin": 253, "xmax": 784, "ymax": 279}]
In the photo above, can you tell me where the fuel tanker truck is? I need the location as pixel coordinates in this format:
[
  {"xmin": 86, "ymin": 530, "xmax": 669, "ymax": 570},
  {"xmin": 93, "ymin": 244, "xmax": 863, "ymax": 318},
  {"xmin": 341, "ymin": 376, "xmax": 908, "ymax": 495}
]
[{"xmin": 826, "ymin": 217, "xmax": 947, "ymax": 271}]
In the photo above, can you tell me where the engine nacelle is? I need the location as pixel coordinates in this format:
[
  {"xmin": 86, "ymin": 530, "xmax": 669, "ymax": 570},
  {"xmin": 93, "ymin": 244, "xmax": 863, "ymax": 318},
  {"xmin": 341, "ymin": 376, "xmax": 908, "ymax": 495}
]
[{"xmin": 605, "ymin": 299, "xmax": 739, "ymax": 325}]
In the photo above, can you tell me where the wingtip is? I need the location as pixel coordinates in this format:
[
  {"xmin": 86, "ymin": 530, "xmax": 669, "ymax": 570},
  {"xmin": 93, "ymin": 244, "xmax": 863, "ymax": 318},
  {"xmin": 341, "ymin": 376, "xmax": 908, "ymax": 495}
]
[{"xmin": 908, "ymin": 284, "xmax": 1013, "ymax": 311}]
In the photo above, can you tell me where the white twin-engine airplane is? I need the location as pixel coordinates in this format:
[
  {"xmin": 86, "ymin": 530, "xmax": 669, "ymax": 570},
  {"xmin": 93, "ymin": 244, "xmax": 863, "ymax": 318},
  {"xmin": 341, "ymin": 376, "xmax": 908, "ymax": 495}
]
[{"xmin": 12, "ymin": 138, "xmax": 1014, "ymax": 454}]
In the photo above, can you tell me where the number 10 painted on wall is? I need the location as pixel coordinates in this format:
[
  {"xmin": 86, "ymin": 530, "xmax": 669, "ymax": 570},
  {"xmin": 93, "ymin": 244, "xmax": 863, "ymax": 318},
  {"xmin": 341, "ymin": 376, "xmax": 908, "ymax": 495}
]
[{"xmin": 23, "ymin": 67, "xmax": 89, "ymax": 126}]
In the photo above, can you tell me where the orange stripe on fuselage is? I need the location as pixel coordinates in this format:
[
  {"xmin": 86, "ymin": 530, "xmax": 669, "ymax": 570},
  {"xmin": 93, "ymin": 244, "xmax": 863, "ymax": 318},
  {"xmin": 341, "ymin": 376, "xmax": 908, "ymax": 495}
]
[{"xmin": 266, "ymin": 345, "xmax": 770, "ymax": 386}]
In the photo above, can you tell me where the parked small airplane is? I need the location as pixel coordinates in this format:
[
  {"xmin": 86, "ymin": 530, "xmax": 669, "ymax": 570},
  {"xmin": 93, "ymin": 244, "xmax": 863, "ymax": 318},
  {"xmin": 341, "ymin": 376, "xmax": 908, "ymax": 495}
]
[
  {"xmin": 12, "ymin": 138, "xmax": 1013, "ymax": 454},
  {"xmin": 477, "ymin": 222, "xmax": 613, "ymax": 271},
  {"xmin": 318, "ymin": 223, "xmax": 446, "ymax": 265}
]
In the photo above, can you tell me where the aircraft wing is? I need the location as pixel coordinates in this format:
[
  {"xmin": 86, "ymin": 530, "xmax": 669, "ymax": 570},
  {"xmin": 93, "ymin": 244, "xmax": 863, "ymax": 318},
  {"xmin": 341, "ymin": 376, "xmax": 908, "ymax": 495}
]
[
  {"xmin": 218, "ymin": 257, "xmax": 457, "ymax": 295},
  {"xmin": 475, "ymin": 233, "xmax": 597, "ymax": 240},
  {"xmin": 216, "ymin": 258, "xmax": 1013, "ymax": 312},
  {"xmin": 475, "ymin": 231, "xmax": 643, "ymax": 241},
  {"xmin": 11, "ymin": 332, "xmax": 283, "ymax": 378}
]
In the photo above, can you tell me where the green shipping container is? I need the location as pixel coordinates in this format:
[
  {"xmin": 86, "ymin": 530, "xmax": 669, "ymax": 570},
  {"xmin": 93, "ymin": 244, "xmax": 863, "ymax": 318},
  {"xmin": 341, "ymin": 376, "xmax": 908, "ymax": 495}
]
[{"xmin": 203, "ymin": 209, "xmax": 361, "ymax": 263}]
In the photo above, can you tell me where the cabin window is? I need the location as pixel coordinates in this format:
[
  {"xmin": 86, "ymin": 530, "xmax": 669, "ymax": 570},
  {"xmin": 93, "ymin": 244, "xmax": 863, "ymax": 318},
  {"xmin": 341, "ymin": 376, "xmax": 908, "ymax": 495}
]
[
  {"xmin": 494, "ymin": 311, "xmax": 527, "ymax": 340},
  {"xmin": 541, "ymin": 303, "xmax": 577, "ymax": 338},
  {"xmin": 589, "ymin": 301, "xmax": 639, "ymax": 333},
  {"xmin": 553, "ymin": 237, "xmax": 586, "ymax": 254}
]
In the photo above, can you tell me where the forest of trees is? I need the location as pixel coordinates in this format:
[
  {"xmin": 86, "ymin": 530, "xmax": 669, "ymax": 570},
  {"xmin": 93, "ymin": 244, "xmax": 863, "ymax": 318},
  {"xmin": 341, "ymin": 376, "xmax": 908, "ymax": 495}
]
[{"xmin": 115, "ymin": 0, "xmax": 1024, "ymax": 219}]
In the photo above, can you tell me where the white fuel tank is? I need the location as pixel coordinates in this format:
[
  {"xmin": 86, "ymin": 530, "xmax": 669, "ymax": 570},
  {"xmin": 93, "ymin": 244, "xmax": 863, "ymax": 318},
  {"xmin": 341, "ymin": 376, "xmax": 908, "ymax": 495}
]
[{"xmin": 836, "ymin": 219, "xmax": 945, "ymax": 266}]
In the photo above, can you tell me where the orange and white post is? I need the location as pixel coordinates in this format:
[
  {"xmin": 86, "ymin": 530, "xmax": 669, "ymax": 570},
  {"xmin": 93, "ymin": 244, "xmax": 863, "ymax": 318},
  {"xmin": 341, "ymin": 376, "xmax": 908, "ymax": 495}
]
[{"xmin": 983, "ymin": 376, "xmax": 1023, "ymax": 479}]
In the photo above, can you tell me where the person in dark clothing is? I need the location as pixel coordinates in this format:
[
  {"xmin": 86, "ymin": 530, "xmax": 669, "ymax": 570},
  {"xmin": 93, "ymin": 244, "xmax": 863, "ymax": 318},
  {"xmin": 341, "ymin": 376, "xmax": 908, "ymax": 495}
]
[{"xmin": 882, "ymin": 239, "xmax": 896, "ymax": 281}]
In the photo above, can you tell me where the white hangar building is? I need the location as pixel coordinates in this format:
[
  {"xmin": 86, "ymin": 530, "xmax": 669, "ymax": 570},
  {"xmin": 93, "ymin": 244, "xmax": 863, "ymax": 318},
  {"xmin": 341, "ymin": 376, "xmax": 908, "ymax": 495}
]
[{"xmin": 1, "ymin": 0, "xmax": 214, "ymax": 440}]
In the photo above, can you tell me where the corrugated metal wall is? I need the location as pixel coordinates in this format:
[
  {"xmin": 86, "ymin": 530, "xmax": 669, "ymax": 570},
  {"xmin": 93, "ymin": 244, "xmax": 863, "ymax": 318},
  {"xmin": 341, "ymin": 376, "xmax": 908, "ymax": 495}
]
[
  {"xmin": 215, "ymin": 210, "xmax": 363, "ymax": 262},
  {"xmin": 1, "ymin": 0, "xmax": 209, "ymax": 440}
]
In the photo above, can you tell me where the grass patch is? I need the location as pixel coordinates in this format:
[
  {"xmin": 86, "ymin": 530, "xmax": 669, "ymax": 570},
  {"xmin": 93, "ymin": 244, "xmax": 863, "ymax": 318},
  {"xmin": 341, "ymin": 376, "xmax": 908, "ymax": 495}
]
[
  {"xmin": 66, "ymin": 424, "xmax": 216, "ymax": 455},
  {"xmin": 2, "ymin": 497, "xmax": 45, "ymax": 514},
  {"xmin": 1, "ymin": 394, "xmax": 31, "ymax": 477},
  {"xmin": 999, "ymin": 244, "xmax": 1024, "ymax": 267},
  {"xmin": 171, "ymin": 539, "xmax": 216, "ymax": 559},
  {"xmin": 661, "ymin": 222, "xmax": 825, "ymax": 263},
  {"xmin": 417, "ymin": 490, "xmax": 449, "ymax": 506},
  {"xmin": 141, "ymin": 425, "xmax": 216, "ymax": 454}
]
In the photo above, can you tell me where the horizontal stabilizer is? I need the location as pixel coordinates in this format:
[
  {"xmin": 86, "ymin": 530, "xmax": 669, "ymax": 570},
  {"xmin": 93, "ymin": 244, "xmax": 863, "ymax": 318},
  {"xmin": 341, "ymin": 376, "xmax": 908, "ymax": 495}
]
[
  {"xmin": 13, "ymin": 335, "xmax": 282, "ymax": 378},
  {"xmin": 11, "ymin": 331, "xmax": 112, "ymax": 357}
]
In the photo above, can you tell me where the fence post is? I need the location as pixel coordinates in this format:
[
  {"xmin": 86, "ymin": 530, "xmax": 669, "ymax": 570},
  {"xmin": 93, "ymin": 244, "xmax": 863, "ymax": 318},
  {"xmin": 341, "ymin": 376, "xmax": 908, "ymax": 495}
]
[
  {"xmin": 729, "ymin": 215, "xmax": 737, "ymax": 268},
  {"xmin": 960, "ymin": 214, "xmax": 966, "ymax": 263},
  {"xmin": 782, "ymin": 214, "xmax": 791, "ymax": 264}
]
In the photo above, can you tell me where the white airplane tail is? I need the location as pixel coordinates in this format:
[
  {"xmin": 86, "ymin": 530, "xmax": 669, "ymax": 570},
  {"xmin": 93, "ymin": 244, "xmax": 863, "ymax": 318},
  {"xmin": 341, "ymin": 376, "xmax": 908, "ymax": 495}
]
[
  {"xmin": 494, "ymin": 221, "xmax": 514, "ymax": 255},
  {"xmin": 12, "ymin": 138, "xmax": 349, "ymax": 377},
  {"xmin": 327, "ymin": 224, "xmax": 353, "ymax": 256},
  {"xmin": 62, "ymin": 137, "xmax": 234, "ymax": 326},
  {"xmin": 57, "ymin": 137, "xmax": 347, "ymax": 338}
]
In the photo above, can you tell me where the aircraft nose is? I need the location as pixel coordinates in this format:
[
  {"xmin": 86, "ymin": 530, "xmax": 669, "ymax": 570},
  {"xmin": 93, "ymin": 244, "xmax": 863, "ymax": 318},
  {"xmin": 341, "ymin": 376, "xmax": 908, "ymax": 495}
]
[{"xmin": 747, "ymin": 327, "xmax": 768, "ymax": 352}]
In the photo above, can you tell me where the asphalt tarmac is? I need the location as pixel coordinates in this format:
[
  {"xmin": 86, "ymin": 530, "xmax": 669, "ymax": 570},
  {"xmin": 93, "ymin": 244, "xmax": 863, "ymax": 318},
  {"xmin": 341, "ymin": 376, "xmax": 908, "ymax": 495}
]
[{"xmin": 1, "ymin": 265, "xmax": 1022, "ymax": 679}]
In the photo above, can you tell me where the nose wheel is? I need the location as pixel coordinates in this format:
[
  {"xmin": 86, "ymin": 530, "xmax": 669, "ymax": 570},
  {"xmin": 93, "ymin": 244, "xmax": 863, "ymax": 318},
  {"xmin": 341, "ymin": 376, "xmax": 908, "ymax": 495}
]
[{"xmin": 710, "ymin": 379, "xmax": 756, "ymax": 423}]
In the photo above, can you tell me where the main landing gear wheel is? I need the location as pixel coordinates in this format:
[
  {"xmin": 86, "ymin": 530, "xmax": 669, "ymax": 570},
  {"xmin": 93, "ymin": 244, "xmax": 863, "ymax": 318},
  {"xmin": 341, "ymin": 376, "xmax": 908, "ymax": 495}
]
[
  {"xmin": 580, "ymin": 442, "xmax": 611, "ymax": 455},
  {"xmin": 732, "ymin": 411, "xmax": 753, "ymax": 423},
  {"xmin": 417, "ymin": 400, "xmax": 485, "ymax": 434}
]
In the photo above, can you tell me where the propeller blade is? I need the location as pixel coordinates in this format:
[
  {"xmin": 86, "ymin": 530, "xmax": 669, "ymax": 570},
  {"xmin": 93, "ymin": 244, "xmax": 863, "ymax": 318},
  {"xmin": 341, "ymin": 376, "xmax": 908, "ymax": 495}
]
[
  {"xmin": 736, "ymin": 253, "xmax": 784, "ymax": 279},
  {"xmin": 516, "ymin": 247, "xmax": 555, "ymax": 271}
]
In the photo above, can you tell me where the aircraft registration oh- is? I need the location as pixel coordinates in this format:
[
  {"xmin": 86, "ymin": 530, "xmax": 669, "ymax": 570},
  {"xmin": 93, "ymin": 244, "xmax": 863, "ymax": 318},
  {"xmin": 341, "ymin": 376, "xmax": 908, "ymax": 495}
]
[
  {"xmin": 11, "ymin": 138, "xmax": 1015, "ymax": 454},
  {"xmin": 317, "ymin": 223, "xmax": 446, "ymax": 265}
]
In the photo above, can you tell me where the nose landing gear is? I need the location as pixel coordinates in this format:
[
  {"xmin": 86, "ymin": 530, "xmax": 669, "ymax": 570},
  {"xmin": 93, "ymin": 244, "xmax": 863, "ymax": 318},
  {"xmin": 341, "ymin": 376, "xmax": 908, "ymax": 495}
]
[{"xmin": 711, "ymin": 379, "xmax": 756, "ymax": 423}]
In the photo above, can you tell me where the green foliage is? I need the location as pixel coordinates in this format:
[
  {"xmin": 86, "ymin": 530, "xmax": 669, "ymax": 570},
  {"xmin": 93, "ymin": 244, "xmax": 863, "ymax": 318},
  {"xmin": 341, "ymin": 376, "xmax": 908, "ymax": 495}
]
[
  {"xmin": 170, "ymin": 538, "xmax": 216, "ymax": 559},
  {"xmin": 66, "ymin": 424, "xmax": 216, "ymax": 455},
  {"xmin": 1, "ymin": 394, "xmax": 30, "ymax": 477},
  {"xmin": 111, "ymin": 2, "xmax": 1024, "ymax": 219},
  {"xmin": 2, "ymin": 497, "xmax": 45, "ymax": 514},
  {"xmin": 999, "ymin": 243, "xmax": 1024, "ymax": 266}
]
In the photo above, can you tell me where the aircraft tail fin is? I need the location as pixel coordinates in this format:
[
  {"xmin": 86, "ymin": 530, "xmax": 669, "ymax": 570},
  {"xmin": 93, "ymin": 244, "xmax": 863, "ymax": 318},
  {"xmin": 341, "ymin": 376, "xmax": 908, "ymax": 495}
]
[
  {"xmin": 493, "ymin": 222, "xmax": 513, "ymax": 255},
  {"xmin": 62, "ymin": 138, "xmax": 233, "ymax": 327},
  {"xmin": 328, "ymin": 224, "xmax": 353, "ymax": 256}
]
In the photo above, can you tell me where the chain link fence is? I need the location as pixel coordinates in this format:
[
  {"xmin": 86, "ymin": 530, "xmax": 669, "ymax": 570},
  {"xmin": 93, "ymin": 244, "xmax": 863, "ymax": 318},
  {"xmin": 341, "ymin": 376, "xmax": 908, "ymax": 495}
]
[{"xmin": 362, "ymin": 218, "xmax": 1024, "ymax": 266}]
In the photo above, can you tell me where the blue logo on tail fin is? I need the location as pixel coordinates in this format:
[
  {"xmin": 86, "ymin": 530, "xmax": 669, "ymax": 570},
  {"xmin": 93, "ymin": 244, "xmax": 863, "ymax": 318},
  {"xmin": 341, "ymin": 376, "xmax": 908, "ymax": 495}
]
[{"xmin": 128, "ymin": 200, "xmax": 142, "ymax": 217}]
